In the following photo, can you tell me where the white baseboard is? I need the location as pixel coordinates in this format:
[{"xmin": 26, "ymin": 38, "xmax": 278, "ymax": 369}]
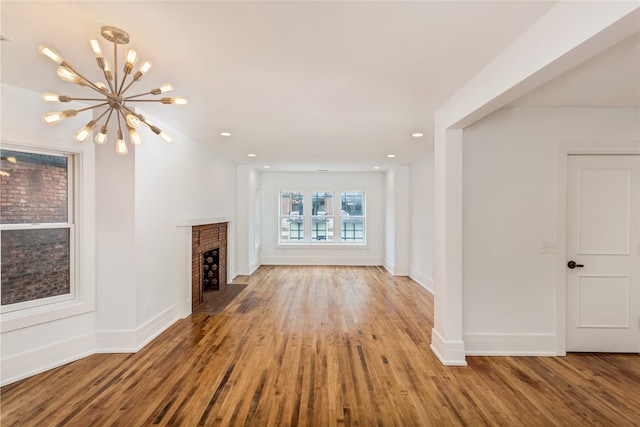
[
  {"xmin": 463, "ymin": 333, "xmax": 556, "ymax": 356},
  {"xmin": 236, "ymin": 259, "xmax": 261, "ymax": 276},
  {"xmin": 430, "ymin": 327, "xmax": 467, "ymax": 366},
  {"xmin": 409, "ymin": 268, "xmax": 434, "ymax": 293},
  {"xmin": 1, "ymin": 332, "xmax": 97, "ymax": 386},
  {"xmin": 261, "ymin": 256, "xmax": 383, "ymax": 266},
  {"xmin": 1, "ymin": 305, "xmax": 180, "ymax": 386}
]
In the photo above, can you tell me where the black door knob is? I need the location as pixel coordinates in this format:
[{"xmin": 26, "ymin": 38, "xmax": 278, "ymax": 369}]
[{"xmin": 567, "ymin": 261, "xmax": 584, "ymax": 269}]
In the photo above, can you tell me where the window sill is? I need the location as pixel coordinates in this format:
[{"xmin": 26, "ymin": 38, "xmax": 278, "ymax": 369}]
[{"xmin": 1, "ymin": 298, "xmax": 94, "ymax": 333}]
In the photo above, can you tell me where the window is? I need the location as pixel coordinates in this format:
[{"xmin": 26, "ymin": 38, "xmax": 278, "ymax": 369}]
[
  {"xmin": 311, "ymin": 192, "xmax": 334, "ymax": 242},
  {"xmin": 280, "ymin": 191, "xmax": 304, "ymax": 242},
  {"xmin": 1, "ymin": 149, "xmax": 75, "ymax": 311},
  {"xmin": 278, "ymin": 190, "xmax": 365, "ymax": 244},
  {"xmin": 341, "ymin": 192, "xmax": 365, "ymax": 242}
]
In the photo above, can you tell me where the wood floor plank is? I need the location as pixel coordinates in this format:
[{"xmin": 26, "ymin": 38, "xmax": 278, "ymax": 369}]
[{"xmin": 2, "ymin": 265, "xmax": 639, "ymax": 426}]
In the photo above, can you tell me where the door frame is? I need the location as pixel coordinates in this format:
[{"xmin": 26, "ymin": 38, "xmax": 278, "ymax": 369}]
[{"xmin": 555, "ymin": 141, "xmax": 640, "ymax": 356}]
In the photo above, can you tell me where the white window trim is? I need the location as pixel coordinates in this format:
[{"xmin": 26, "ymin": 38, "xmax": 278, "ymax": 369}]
[
  {"xmin": 0, "ymin": 142, "xmax": 95, "ymax": 332},
  {"xmin": 278, "ymin": 189, "xmax": 367, "ymax": 246}
]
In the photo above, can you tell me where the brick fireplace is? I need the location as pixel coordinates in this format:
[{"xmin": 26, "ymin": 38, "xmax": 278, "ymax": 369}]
[{"xmin": 191, "ymin": 222, "xmax": 227, "ymax": 311}]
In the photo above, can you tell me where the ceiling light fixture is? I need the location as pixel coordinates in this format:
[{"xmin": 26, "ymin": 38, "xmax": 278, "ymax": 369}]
[
  {"xmin": 387, "ymin": 154, "xmax": 396, "ymax": 158},
  {"xmin": 39, "ymin": 26, "xmax": 187, "ymax": 156},
  {"xmin": 411, "ymin": 132, "xmax": 424, "ymax": 138},
  {"xmin": 220, "ymin": 132, "xmax": 232, "ymax": 137},
  {"xmin": 247, "ymin": 153, "xmax": 256, "ymax": 157}
]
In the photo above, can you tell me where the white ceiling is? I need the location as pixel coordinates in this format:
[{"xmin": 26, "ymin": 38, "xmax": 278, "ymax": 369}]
[{"xmin": 1, "ymin": 1, "xmax": 637, "ymax": 171}]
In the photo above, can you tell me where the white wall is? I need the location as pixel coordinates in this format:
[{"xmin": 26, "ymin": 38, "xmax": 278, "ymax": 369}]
[
  {"xmin": 133, "ymin": 112, "xmax": 237, "ymax": 329},
  {"xmin": 409, "ymin": 154, "xmax": 435, "ymax": 292},
  {"xmin": 260, "ymin": 172, "xmax": 384, "ymax": 265},
  {"xmin": 462, "ymin": 106, "xmax": 640, "ymax": 355}
]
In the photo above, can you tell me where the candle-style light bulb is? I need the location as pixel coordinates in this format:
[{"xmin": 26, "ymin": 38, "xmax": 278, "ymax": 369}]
[
  {"xmin": 88, "ymin": 38, "xmax": 103, "ymax": 58},
  {"xmin": 115, "ymin": 130, "xmax": 128, "ymax": 155},
  {"xmin": 123, "ymin": 48, "xmax": 138, "ymax": 74},
  {"xmin": 126, "ymin": 114, "xmax": 140, "ymax": 127},
  {"xmin": 42, "ymin": 110, "xmax": 77, "ymax": 125},
  {"xmin": 73, "ymin": 120, "xmax": 97, "ymax": 143},
  {"xmin": 57, "ymin": 66, "xmax": 83, "ymax": 85},
  {"xmin": 95, "ymin": 126, "xmax": 108, "ymax": 145},
  {"xmin": 133, "ymin": 60, "xmax": 152, "ymax": 81},
  {"xmin": 159, "ymin": 132, "xmax": 173, "ymax": 144},
  {"xmin": 42, "ymin": 92, "xmax": 70, "ymax": 102},
  {"xmin": 129, "ymin": 127, "xmax": 142, "ymax": 146},
  {"xmin": 38, "ymin": 45, "xmax": 64, "ymax": 64}
]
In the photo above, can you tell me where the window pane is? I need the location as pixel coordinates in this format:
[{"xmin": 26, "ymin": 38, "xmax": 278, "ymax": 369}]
[
  {"xmin": 280, "ymin": 191, "xmax": 304, "ymax": 216},
  {"xmin": 311, "ymin": 192, "xmax": 333, "ymax": 215},
  {"xmin": 341, "ymin": 192, "xmax": 363, "ymax": 216},
  {"xmin": 280, "ymin": 191, "xmax": 304, "ymax": 242},
  {"xmin": 1, "ymin": 150, "xmax": 68, "ymax": 224},
  {"xmin": 312, "ymin": 217, "xmax": 333, "ymax": 242},
  {"xmin": 341, "ymin": 218, "xmax": 364, "ymax": 242},
  {"xmin": 1, "ymin": 228, "xmax": 71, "ymax": 305}
]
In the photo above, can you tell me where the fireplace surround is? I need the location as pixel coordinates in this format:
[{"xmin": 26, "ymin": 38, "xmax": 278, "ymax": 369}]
[
  {"xmin": 177, "ymin": 217, "xmax": 231, "ymax": 317},
  {"xmin": 191, "ymin": 222, "xmax": 227, "ymax": 310}
]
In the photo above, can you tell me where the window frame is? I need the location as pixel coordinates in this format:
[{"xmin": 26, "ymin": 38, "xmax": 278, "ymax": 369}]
[
  {"xmin": 1, "ymin": 149, "xmax": 76, "ymax": 312},
  {"xmin": 0, "ymin": 142, "xmax": 94, "ymax": 332},
  {"xmin": 278, "ymin": 189, "xmax": 366, "ymax": 246}
]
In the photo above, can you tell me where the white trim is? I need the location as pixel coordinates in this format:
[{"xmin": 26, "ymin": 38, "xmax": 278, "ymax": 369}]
[
  {"xmin": 409, "ymin": 268, "xmax": 434, "ymax": 293},
  {"xmin": 1, "ymin": 305, "xmax": 179, "ymax": 386},
  {"xmin": 464, "ymin": 333, "xmax": 556, "ymax": 356},
  {"xmin": 1, "ymin": 331, "xmax": 96, "ymax": 387},
  {"xmin": 555, "ymin": 141, "xmax": 640, "ymax": 356},
  {"xmin": 261, "ymin": 256, "xmax": 383, "ymax": 266},
  {"xmin": 430, "ymin": 328, "xmax": 467, "ymax": 366}
]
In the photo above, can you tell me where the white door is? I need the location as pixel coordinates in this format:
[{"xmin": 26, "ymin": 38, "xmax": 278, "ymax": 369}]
[{"xmin": 566, "ymin": 154, "xmax": 640, "ymax": 353}]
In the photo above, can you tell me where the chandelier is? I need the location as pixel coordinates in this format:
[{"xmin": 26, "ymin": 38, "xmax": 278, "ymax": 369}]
[{"xmin": 39, "ymin": 26, "xmax": 187, "ymax": 155}]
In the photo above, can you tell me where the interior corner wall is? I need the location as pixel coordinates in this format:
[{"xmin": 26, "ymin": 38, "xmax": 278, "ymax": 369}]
[
  {"xmin": 462, "ymin": 106, "xmax": 640, "ymax": 355},
  {"xmin": 236, "ymin": 165, "xmax": 261, "ymax": 275},
  {"xmin": 409, "ymin": 154, "xmax": 435, "ymax": 292},
  {"xmin": 259, "ymin": 171, "xmax": 384, "ymax": 265},
  {"xmin": 384, "ymin": 166, "xmax": 410, "ymax": 275}
]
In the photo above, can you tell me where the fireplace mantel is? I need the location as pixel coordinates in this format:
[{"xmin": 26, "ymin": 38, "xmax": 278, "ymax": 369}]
[{"xmin": 176, "ymin": 217, "xmax": 232, "ymax": 227}]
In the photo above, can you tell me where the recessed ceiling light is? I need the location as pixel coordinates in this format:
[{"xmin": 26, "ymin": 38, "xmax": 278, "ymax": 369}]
[
  {"xmin": 247, "ymin": 153, "xmax": 256, "ymax": 157},
  {"xmin": 317, "ymin": 169, "xmax": 329, "ymax": 172},
  {"xmin": 263, "ymin": 165, "xmax": 270, "ymax": 169},
  {"xmin": 411, "ymin": 132, "xmax": 424, "ymax": 138},
  {"xmin": 387, "ymin": 154, "xmax": 396, "ymax": 158},
  {"xmin": 220, "ymin": 132, "xmax": 232, "ymax": 137},
  {"xmin": 373, "ymin": 166, "xmax": 380, "ymax": 170}
]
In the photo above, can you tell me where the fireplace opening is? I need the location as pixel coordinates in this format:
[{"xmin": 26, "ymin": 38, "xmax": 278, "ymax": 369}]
[
  {"xmin": 191, "ymin": 222, "xmax": 227, "ymax": 311},
  {"xmin": 203, "ymin": 248, "xmax": 219, "ymax": 291}
]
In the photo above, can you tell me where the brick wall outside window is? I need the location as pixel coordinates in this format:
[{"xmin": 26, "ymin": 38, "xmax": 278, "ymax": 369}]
[{"xmin": 1, "ymin": 151, "xmax": 72, "ymax": 306}]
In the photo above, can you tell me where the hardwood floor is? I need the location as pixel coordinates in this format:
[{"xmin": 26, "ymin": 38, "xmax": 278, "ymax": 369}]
[{"xmin": 2, "ymin": 266, "xmax": 639, "ymax": 426}]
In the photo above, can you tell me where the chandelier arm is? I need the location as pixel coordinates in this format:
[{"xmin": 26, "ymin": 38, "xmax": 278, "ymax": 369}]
[
  {"xmin": 102, "ymin": 67, "xmax": 116, "ymax": 94},
  {"xmin": 125, "ymin": 99, "xmax": 164, "ymax": 103},
  {"xmin": 124, "ymin": 91, "xmax": 154, "ymax": 100},
  {"xmin": 113, "ymin": 41, "xmax": 119, "ymax": 95},
  {"xmin": 94, "ymin": 106, "xmax": 112, "ymax": 123},
  {"xmin": 66, "ymin": 97, "xmax": 110, "ymax": 102},
  {"xmin": 75, "ymin": 102, "xmax": 111, "ymax": 114},
  {"xmin": 117, "ymin": 73, "xmax": 130, "ymax": 97},
  {"xmin": 119, "ymin": 79, "xmax": 138, "ymax": 97},
  {"xmin": 63, "ymin": 64, "xmax": 108, "ymax": 95}
]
